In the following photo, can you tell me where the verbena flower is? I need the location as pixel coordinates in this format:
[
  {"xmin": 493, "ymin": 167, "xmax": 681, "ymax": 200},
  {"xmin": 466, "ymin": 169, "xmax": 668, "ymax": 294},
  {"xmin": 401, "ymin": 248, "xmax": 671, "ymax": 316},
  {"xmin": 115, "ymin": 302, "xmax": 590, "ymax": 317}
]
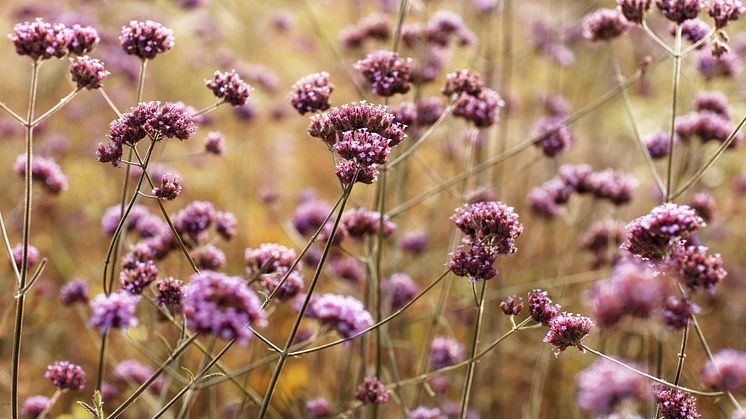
[
  {"xmin": 448, "ymin": 242, "xmax": 499, "ymax": 281},
  {"xmin": 68, "ymin": 24, "xmax": 99, "ymax": 55},
  {"xmin": 113, "ymin": 359, "xmax": 164, "ymax": 393},
  {"xmin": 69, "ymin": 56, "xmax": 109, "ymax": 89},
  {"xmin": 694, "ymin": 90, "xmax": 730, "ymax": 118},
  {"xmin": 9, "ymin": 18, "xmax": 71, "ymax": 60},
  {"xmin": 305, "ymin": 398, "xmax": 331, "ymax": 418},
  {"xmin": 12, "ymin": 243, "xmax": 40, "ymax": 270},
  {"xmin": 656, "ymin": 0, "xmax": 702, "ymax": 23},
  {"xmin": 672, "ymin": 244, "xmax": 727, "ymax": 293},
  {"xmin": 429, "ymin": 337, "xmax": 464, "ymax": 370},
  {"xmin": 400, "ymin": 231, "xmax": 428, "ymax": 255},
  {"xmin": 192, "ymin": 244, "xmax": 226, "ymax": 270},
  {"xmin": 119, "ymin": 20, "xmax": 174, "ymax": 60},
  {"xmin": 289, "ymin": 71, "xmax": 333, "ymax": 114},
  {"xmin": 244, "ymin": 243, "xmax": 298, "ymax": 276},
  {"xmin": 303, "ymin": 293, "xmax": 374, "ymax": 338},
  {"xmin": 532, "ymin": 116, "xmax": 572, "ymax": 157},
  {"xmin": 426, "ymin": 10, "xmax": 476, "ymax": 47},
  {"xmin": 708, "ymin": 0, "xmax": 745, "ymax": 29},
  {"xmin": 453, "ymin": 88, "xmax": 504, "ymax": 128},
  {"xmin": 623, "ymin": 203, "xmax": 705, "ymax": 260},
  {"xmin": 543, "ymin": 312, "xmax": 594, "ymax": 357},
  {"xmin": 182, "ymin": 271, "xmax": 267, "ymax": 345},
  {"xmin": 451, "ymin": 201, "xmax": 523, "ymax": 253},
  {"xmin": 205, "ymin": 131, "xmax": 225, "ymax": 155},
  {"xmin": 152, "ymin": 172, "xmax": 183, "ymax": 200},
  {"xmin": 579, "ymin": 219, "xmax": 625, "ymax": 267},
  {"xmin": 14, "ymin": 154, "xmax": 68, "ymax": 193},
  {"xmin": 155, "ymin": 277, "xmax": 184, "ymax": 313},
  {"xmin": 330, "ymin": 257, "xmax": 365, "ymax": 284},
  {"xmin": 120, "ymin": 243, "xmax": 158, "ymax": 295},
  {"xmin": 678, "ymin": 19, "xmax": 712, "ymax": 45},
  {"xmin": 205, "ymin": 70, "xmax": 252, "ymax": 106},
  {"xmin": 341, "ymin": 208, "xmax": 396, "ymax": 239},
  {"xmin": 21, "ymin": 395, "xmax": 49, "ymax": 418},
  {"xmin": 355, "ymin": 377, "xmax": 389, "ymax": 405},
  {"xmin": 173, "ymin": 200, "xmax": 216, "ymax": 242},
  {"xmin": 662, "ymin": 296, "xmax": 699, "ymax": 329},
  {"xmin": 528, "ymin": 289, "xmax": 561, "ymax": 326},
  {"xmin": 409, "ymin": 407, "xmax": 445, "ymax": 419},
  {"xmin": 645, "ymin": 132, "xmax": 671, "ymax": 159},
  {"xmin": 576, "ymin": 358, "xmax": 651, "ymax": 414},
  {"xmin": 59, "ymin": 279, "xmax": 89, "ymax": 305},
  {"xmin": 688, "ymin": 191, "xmax": 716, "ymax": 222},
  {"xmin": 261, "ymin": 269, "xmax": 305, "ymax": 301},
  {"xmin": 442, "ymin": 69, "xmax": 484, "ymax": 97},
  {"xmin": 88, "ymin": 290, "xmax": 140, "ymax": 332},
  {"xmin": 381, "ymin": 273, "xmax": 419, "ymax": 310},
  {"xmin": 654, "ymin": 385, "xmax": 702, "ymax": 419},
  {"xmin": 214, "ymin": 211, "xmax": 237, "ymax": 241},
  {"xmin": 340, "ymin": 14, "xmax": 391, "ymax": 49},
  {"xmin": 499, "ymin": 295, "xmax": 524, "ymax": 316},
  {"xmin": 582, "ymin": 9, "xmax": 630, "ymax": 41},
  {"xmin": 618, "ymin": 0, "xmax": 652, "ymax": 24},
  {"xmin": 44, "ymin": 361, "xmax": 86, "ymax": 391},
  {"xmin": 699, "ymin": 349, "xmax": 746, "ymax": 392}
]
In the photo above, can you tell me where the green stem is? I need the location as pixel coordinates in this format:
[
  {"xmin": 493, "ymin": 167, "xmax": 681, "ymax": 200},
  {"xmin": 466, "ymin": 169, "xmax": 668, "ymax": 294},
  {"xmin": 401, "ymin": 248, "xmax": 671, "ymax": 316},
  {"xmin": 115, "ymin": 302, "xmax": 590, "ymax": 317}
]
[{"xmin": 666, "ymin": 25, "xmax": 682, "ymax": 202}]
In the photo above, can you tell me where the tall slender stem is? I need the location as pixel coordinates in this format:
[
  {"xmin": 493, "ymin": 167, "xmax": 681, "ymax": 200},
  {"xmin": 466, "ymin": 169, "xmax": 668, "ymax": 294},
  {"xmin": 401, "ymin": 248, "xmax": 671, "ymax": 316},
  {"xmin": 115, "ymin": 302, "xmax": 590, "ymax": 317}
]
[
  {"xmin": 257, "ymin": 183, "xmax": 354, "ymax": 418},
  {"xmin": 666, "ymin": 25, "xmax": 682, "ymax": 202},
  {"xmin": 459, "ymin": 281, "xmax": 487, "ymax": 418},
  {"xmin": 672, "ymin": 324, "xmax": 689, "ymax": 385},
  {"xmin": 36, "ymin": 388, "xmax": 62, "ymax": 419},
  {"xmin": 10, "ymin": 59, "xmax": 40, "ymax": 419}
]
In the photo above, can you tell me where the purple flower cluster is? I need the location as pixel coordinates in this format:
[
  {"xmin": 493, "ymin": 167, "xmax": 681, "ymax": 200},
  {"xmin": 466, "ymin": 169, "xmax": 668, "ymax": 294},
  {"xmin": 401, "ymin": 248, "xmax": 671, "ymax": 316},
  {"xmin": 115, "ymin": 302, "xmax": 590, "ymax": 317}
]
[
  {"xmin": 182, "ymin": 271, "xmax": 267, "ymax": 345},
  {"xmin": 355, "ymin": 377, "xmax": 389, "ymax": 405},
  {"xmin": 119, "ymin": 20, "xmax": 174, "ymax": 60},
  {"xmin": 676, "ymin": 110, "xmax": 742, "ymax": 148},
  {"xmin": 400, "ymin": 231, "xmax": 428, "ymax": 255},
  {"xmin": 45, "ymin": 361, "xmax": 86, "ymax": 391},
  {"xmin": 708, "ymin": 0, "xmax": 745, "ymax": 29},
  {"xmin": 618, "ymin": 0, "xmax": 652, "ymax": 24},
  {"xmin": 429, "ymin": 337, "xmax": 464, "ymax": 370},
  {"xmin": 262, "ymin": 270, "xmax": 304, "ymax": 301},
  {"xmin": 679, "ymin": 19, "xmax": 712, "ymax": 46},
  {"xmin": 447, "ymin": 242, "xmax": 499, "ymax": 281},
  {"xmin": 21, "ymin": 395, "xmax": 49, "ymax": 418},
  {"xmin": 694, "ymin": 90, "xmax": 730, "ymax": 118},
  {"xmin": 645, "ymin": 132, "xmax": 671, "ymax": 159},
  {"xmin": 672, "ymin": 244, "xmax": 727, "ymax": 293},
  {"xmin": 582, "ymin": 8, "xmax": 630, "ymax": 42},
  {"xmin": 120, "ymin": 243, "xmax": 158, "ymax": 295},
  {"xmin": 576, "ymin": 358, "xmax": 650, "ymax": 414},
  {"xmin": 579, "ymin": 219, "xmax": 625, "ymax": 267},
  {"xmin": 101, "ymin": 204, "xmax": 166, "ymax": 238},
  {"xmin": 451, "ymin": 201, "xmax": 524, "ymax": 254},
  {"xmin": 543, "ymin": 312, "xmax": 594, "ymax": 357},
  {"xmin": 304, "ymin": 293, "xmax": 374, "ymax": 338},
  {"xmin": 59, "ymin": 279, "xmax": 89, "ymax": 305},
  {"xmin": 12, "ymin": 243, "xmax": 40, "ymax": 270},
  {"xmin": 623, "ymin": 203, "xmax": 705, "ymax": 260},
  {"xmin": 452, "ymin": 87, "xmax": 504, "ymax": 128},
  {"xmin": 69, "ymin": 56, "xmax": 109, "ymax": 90},
  {"xmin": 309, "ymin": 101, "xmax": 406, "ymax": 184},
  {"xmin": 699, "ymin": 349, "xmax": 746, "ymax": 392},
  {"xmin": 662, "ymin": 296, "xmax": 699, "ymax": 330},
  {"xmin": 191, "ymin": 244, "xmax": 226, "ymax": 270},
  {"xmin": 531, "ymin": 116, "xmax": 572, "ymax": 157},
  {"xmin": 113, "ymin": 359, "xmax": 164, "ymax": 393},
  {"xmin": 173, "ymin": 200, "xmax": 215, "ymax": 242},
  {"xmin": 499, "ymin": 295, "xmax": 524, "ymax": 316},
  {"xmin": 442, "ymin": 69, "xmax": 485, "ymax": 97},
  {"xmin": 152, "ymin": 172, "xmax": 183, "ymax": 200},
  {"xmin": 14, "ymin": 154, "xmax": 68, "ymax": 193},
  {"xmin": 587, "ymin": 258, "xmax": 669, "ymax": 328},
  {"xmin": 204, "ymin": 131, "xmax": 225, "ymax": 155},
  {"xmin": 9, "ymin": 18, "xmax": 73, "ymax": 60},
  {"xmin": 68, "ymin": 24, "xmax": 99, "ymax": 55},
  {"xmin": 155, "ymin": 277, "xmax": 184, "ymax": 312},
  {"xmin": 340, "ymin": 14, "xmax": 391, "ymax": 49},
  {"xmin": 381, "ymin": 273, "xmax": 419, "ymax": 310},
  {"xmin": 289, "ymin": 72, "xmax": 333, "ymax": 114},
  {"xmin": 305, "ymin": 398, "xmax": 332, "ymax": 418},
  {"xmin": 292, "ymin": 199, "xmax": 332, "ymax": 236},
  {"xmin": 654, "ymin": 385, "xmax": 701, "ymax": 418},
  {"xmin": 409, "ymin": 407, "xmax": 445, "ymax": 419},
  {"xmin": 528, "ymin": 289, "xmax": 561, "ymax": 326},
  {"xmin": 97, "ymin": 101, "xmax": 196, "ymax": 166},
  {"xmin": 688, "ymin": 190, "xmax": 717, "ymax": 222},
  {"xmin": 245, "ymin": 243, "xmax": 297, "ymax": 276},
  {"xmin": 88, "ymin": 290, "xmax": 140, "ymax": 332},
  {"xmin": 205, "ymin": 70, "xmax": 252, "ymax": 107},
  {"xmin": 341, "ymin": 208, "xmax": 396, "ymax": 239},
  {"xmin": 656, "ymin": 0, "xmax": 702, "ymax": 23},
  {"xmin": 330, "ymin": 257, "xmax": 365, "ymax": 283},
  {"xmin": 355, "ymin": 50, "xmax": 413, "ymax": 97}
]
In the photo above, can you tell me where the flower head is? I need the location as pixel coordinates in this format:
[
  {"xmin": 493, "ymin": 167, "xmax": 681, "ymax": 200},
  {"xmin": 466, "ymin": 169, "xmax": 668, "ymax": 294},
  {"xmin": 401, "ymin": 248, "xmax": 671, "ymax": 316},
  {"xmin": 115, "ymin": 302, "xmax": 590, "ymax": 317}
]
[
  {"xmin": 183, "ymin": 271, "xmax": 267, "ymax": 345},
  {"xmin": 699, "ymin": 349, "xmax": 746, "ymax": 393},
  {"xmin": 14, "ymin": 154, "xmax": 68, "ymax": 193},
  {"xmin": 21, "ymin": 395, "xmax": 50, "ymax": 418},
  {"xmin": 381, "ymin": 273, "xmax": 419, "ymax": 310},
  {"xmin": 355, "ymin": 377, "xmax": 389, "ymax": 405},
  {"xmin": 654, "ymin": 385, "xmax": 701, "ymax": 419},
  {"xmin": 453, "ymin": 88, "xmax": 504, "ymax": 128},
  {"xmin": 113, "ymin": 360, "xmax": 164, "ymax": 393},
  {"xmin": 69, "ymin": 56, "xmax": 109, "ymax": 89},
  {"xmin": 341, "ymin": 208, "xmax": 396, "ymax": 239},
  {"xmin": 662, "ymin": 296, "xmax": 699, "ymax": 330},
  {"xmin": 88, "ymin": 290, "xmax": 140, "ymax": 332},
  {"xmin": 304, "ymin": 293, "xmax": 374, "ymax": 338},
  {"xmin": 289, "ymin": 71, "xmax": 333, "ymax": 114},
  {"xmin": 708, "ymin": 0, "xmax": 745, "ymax": 28},
  {"xmin": 576, "ymin": 358, "xmax": 651, "ymax": 414},
  {"xmin": 9, "ymin": 18, "xmax": 71, "ymax": 60},
  {"xmin": 429, "ymin": 337, "xmax": 464, "ymax": 370},
  {"xmin": 400, "ymin": 231, "xmax": 428, "ymax": 255},
  {"xmin": 499, "ymin": 295, "xmax": 524, "ymax": 316},
  {"xmin": 305, "ymin": 398, "xmax": 331, "ymax": 418},
  {"xmin": 656, "ymin": 0, "xmax": 702, "ymax": 23},
  {"xmin": 451, "ymin": 201, "xmax": 523, "ymax": 253},
  {"xmin": 528, "ymin": 289, "xmax": 561, "ymax": 326},
  {"xmin": 583, "ymin": 9, "xmax": 630, "ymax": 41},
  {"xmin": 68, "ymin": 24, "xmax": 99, "ymax": 55},
  {"xmin": 244, "ymin": 243, "xmax": 297, "ymax": 276},
  {"xmin": 618, "ymin": 0, "xmax": 652, "ymax": 24},
  {"xmin": 44, "ymin": 361, "xmax": 86, "ymax": 391},
  {"xmin": 12, "ymin": 243, "xmax": 40, "ymax": 270},
  {"xmin": 120, "ymin": 20, "xmax": 174, "ymax": 60},
  {"xmin": 153, "ymin": 172, "xmax": 183, "ymax": 200},
  {"xmin": 672, "ymin": 244, "xmax": 727, "ymax": 293},
  {"xmin": 447, "ymin": 242, "xmax": 499, "ymax": 281},
  {"xmin": 442, "ymin": 69, "xmax": 484, "ymax": 97},
  {"xmin": 205, "ymin": 131, "xmax": 225, "ymax": 155},
  {"xmin": 543, "ymin": 312, "xmax": 594, "ymax": 357},
  {"xmin": 645, "ymin": 132, "xmax": 671, "ymax": 159},
  {"xmin": 155, "ymin": 277, "xmax": 184, "ymax": 312},
  {"xmin": 532, "ymin": 117, "xmax": 572, "ymax": 157},
  {"xmin": 205, "ymin": 70, "xmax": 252, "ymax": 106},
  {"xmin": 623, "ymin": 203, "xmax": 705, "ymax": 260},
  {"xmin": 59, "ymin": 279, "xmax": 89, "ymax": 305}
]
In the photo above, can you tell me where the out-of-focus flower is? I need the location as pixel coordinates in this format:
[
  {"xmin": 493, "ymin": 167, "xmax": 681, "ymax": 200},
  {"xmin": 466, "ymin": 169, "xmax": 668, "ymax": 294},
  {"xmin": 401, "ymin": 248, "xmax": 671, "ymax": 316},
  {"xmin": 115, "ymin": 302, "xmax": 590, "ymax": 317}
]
[
  {"xmin": 409, "ymin": 406, "xmax": 445, "ymax": 419},
  {"xmin": 59, "ymin": 279, "xmax": 89, "ymax": 305},
  {"xmin": 214, "ymin": 211, "xmax": 237, "ymax": 241},
  {"xmin": 708, "ymin": 0, "xmax": 745, "ymax": 29},
  {"xmin": 304, "ymin": 293, "xmax": 374, "ymax": 338},
  {"xmin": 69, "ymin": 56, "xmax": 108, "ymax": 89},
  {"xmin": 688, "ymin": 191, "xmax": 716, "ymax": 222},
  {"xmin": 9, "ymin": 18, "xmax": 71, "ymax": 60},
  {"xmin": 645, "ymin": 132, "xmax": 671, "ymax": 159},
  {"xmin": 12, "ymin": 243, "xmax": 40, "ymax": 270},
  {"xmin": 21, "ymin": 395, "xmax": 49, "ymax": 418},
  {"xmin": 113, "ymin": 359, "xmax": 164, "ymax": 393},
  {"xmin": 341, "ymin": 208, "xmax": 396, "ymax": 239},
  {"xmin": 45, "ymin": 361, "xmax": 86, "ymax": 391},
  {"xmin": 205, "ymin": 70, "xmax": 252, "ymax": 106},
  {"xmin": 355, "ymin": 377, "xmax": 389, "ymax": 405},
  {"xmin": 152, "ymin": 172, "xmax": 183, "ymax": 200},
  {"xmin": 694, "ymin": 90, "xmax": 730, "ymax": 118},
  {"xmin": 191, "ymin": 244, "xmax": 226, "ymax": 270},
  {"xmin": 340, "ymin": 13, "xmax": 391, "ymax": 49},
  {"xmin": 672, "ymin": 244, "xmax": 727, "ymax": 293},
  {"xmin": 289, "ymin": 72, "xmax": 333, "ymax": 114},
  {"xmin": 305, "ymin": 398, "xmax": 331, "ymax": 418},
  {"xmin": 261, "ymin": 269, "xmax": 304, "ymax": 301},
  {"xmin": 699, "ymin": 349, "xmax": 746, "ymax": 393},
  {"xmin": 173, "ymin": 200, "xmax": 216, "ymax": 242},
  {"xmin": 623, "ymin": 203, "xmax": 705, "ymax": 260},
  {"xmin": 576, "ymin": 358, "xmax": 651, "ymax": 414},
  {"xmin": 68, "ymin": 24, "xmax": 99, "ymax": 54},
  {"xmin": 453, "ymin": 88, "xmax": 504, "ymax": 128},
  {"xmin": 204, "ymin": 131, "xmax": 225, "ymax": 155},
  {"xmin": 532, "ymin": 116, "xmax": 572, "ymax": 157},
  {"xmin": 442, "ymin": 69, "xmax": 484, "ymax": 97},
  {"xmin": 88, "ymin": 290, "xmax": 140, "ymax": 332},
  {"xmin": 183, "ymin": 271, "xmax": 267, "ymax": 345},
  {"xmin": 579, "ymin": 219, "xmax": 625, "ymax": 267},
  {"xmin": 586, "ymin": 169, "xmax": 638, "ymax": 205},
  {"xmin": 662, "ymin": 296, "xmax": 699, "ymax": 329},
  {"xmin": 381, "ymin": 273, "xmax": 419, "ymax": 310},
  {"xmin": 14, "ymin": 154, "xmax": 68, "ymax": 193},
  {"xmin": 400, "ymin": 231, "xmax": 428, "ymax": 255},
  {"xmin": 582, "ymin": 9, "xmax": 630, "ymax": 41},
  {"xmin": 543, "ymin": 312, "xmax": 594, "ymax": 356},
  {"xmin": 245, "ymin": 243, "xmax": 297, "ymax": 276},
  {"xmin": 678, "ymin": 19, "xmax": 712, "ymax": 45},
  {"xmin": 119, "ymin": 20, "xmax": 174, "ymax": 60},
  {"xmin": 155, "ymin": 277, "xmax": 184, "ymax": 313},
  {"xmin": 429, "ymin": 337, "xmax": 464, "ymax": 370}
]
